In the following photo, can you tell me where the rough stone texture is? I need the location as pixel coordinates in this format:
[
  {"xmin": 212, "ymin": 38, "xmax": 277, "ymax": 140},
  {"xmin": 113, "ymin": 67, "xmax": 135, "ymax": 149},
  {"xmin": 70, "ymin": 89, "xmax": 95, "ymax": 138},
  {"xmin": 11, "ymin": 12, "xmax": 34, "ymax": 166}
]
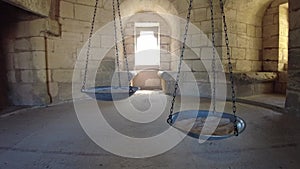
[
  {"xmin": 0, "ymin": 1, "xmax": 60, "ymax": 106},
  {"xmin": 0, "ymin": 0, "xmax": 298, "ymax": 108},
  {"xmin": 3, "ymin": 0, "xmax": 51, "ymax": 17},
  {"xmin": 286, "ymin": 0, "xmax": 300, "ymax": 115},
  {"xmin": 262, "ymin": 0, "xmax": 288, "ymax": 72},
  {"xmin": 159, "ymin": 71, "xmax": 277, "ymax": 97}
]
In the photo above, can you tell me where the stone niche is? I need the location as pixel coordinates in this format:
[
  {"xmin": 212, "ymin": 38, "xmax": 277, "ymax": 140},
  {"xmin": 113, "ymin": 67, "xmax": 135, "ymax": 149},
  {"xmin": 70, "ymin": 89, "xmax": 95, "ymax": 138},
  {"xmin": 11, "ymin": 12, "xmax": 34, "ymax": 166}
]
[
  {"xmin": 0, "ymin": 0, "xmax": 59, "ymax": 107},
  {"xmin": 159, "ymin": 71, "xmax": 277, "ymax": 98}
]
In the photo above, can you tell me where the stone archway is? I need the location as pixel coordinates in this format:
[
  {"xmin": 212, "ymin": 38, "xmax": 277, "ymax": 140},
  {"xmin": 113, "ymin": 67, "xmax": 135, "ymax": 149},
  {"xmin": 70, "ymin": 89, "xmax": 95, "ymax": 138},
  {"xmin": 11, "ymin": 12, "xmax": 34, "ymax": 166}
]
[
  {"xmin": 118, "ymin": 0, "xmax": 180, "ymax": 90},
  {"xmin": 262, "ymin": 0, "xmax": 289, "ymax": 94}
]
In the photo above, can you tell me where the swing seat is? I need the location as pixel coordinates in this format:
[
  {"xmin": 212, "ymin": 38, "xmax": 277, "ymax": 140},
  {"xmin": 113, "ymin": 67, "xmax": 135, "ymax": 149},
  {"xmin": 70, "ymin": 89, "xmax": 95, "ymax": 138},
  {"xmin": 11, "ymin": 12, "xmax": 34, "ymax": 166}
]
[
  {"xmin": 170, "ymin": 110, "xmax": 246, "ymax": 140},
  {"xmin": 82, "ymin": 86, "xmax": 139, "ymax": 101}
]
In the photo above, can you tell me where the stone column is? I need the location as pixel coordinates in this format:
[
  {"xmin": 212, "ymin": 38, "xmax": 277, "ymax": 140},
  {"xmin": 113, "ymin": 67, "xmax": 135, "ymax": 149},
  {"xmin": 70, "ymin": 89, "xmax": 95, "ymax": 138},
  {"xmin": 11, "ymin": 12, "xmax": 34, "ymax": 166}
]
[{"xmin": 286, "ymin": 0, "xmax": 300, "ymax": 115}]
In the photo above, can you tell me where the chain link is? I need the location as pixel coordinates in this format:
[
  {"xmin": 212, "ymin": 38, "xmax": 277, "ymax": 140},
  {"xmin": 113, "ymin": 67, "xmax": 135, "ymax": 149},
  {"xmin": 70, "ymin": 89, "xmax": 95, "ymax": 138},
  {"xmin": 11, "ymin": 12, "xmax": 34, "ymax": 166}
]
[
  {"xmin": 210, "ymin": 0, "xmax": 216, "ymax": 114},
  {"xmin": 219, "ymin": 0, "xmax": 238, "ymax": 136},
  {"xmin": 116, "ymin": 0, "xmax": 132, "ymax": 90},
  {"xmin": 112, "ymin": 0, "xmax": 121, "ymax": 87},
  {"xmin": 167, "ymin": 0, "xmax": 193, "ymax": 124},
  {"xmin": 81, "ymin": 0, "xmax": 99, "ymax": 91}
]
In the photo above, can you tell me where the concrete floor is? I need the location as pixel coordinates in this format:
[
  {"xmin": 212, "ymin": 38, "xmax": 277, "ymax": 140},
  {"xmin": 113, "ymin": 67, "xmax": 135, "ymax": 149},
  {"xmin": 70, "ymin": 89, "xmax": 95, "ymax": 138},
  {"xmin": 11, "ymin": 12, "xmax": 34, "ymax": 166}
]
[{"xmin": 0, "ymin": 91, "xmax": 299, "ymax": 169}]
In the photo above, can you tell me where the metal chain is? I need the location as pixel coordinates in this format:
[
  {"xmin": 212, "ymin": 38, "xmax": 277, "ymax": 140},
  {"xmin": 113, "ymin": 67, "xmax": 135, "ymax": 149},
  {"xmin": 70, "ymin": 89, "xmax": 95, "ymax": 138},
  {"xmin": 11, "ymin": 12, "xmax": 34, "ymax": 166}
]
[
  {"xmin": 116, "ymin": 0, "xmax": 132, "ymax": 90},
  {"xmin": 219, "ymin": 0, "xmax": 238, "ymax": 136},
  {"xmin": 82, "ymin": 0, "xmax": 99, "ymax": 91},
  {"xmin": 167, "ymin": 0, "xmax": 193, "ymax": 124},
  {"xmin": 112, "ymin": 0, "xmax": 121, "ymax": 87},
  {"xmin": 210, "ymin": 0, "xmax": 216, "ymax": 114}
]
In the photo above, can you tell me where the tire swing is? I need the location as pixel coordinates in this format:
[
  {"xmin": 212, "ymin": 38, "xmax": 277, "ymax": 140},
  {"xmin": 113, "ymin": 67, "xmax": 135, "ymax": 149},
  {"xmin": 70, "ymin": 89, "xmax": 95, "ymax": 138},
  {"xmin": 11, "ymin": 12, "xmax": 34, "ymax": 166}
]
[
  {"xmin": 167, "ymin": 0, "xmax": 246, "ymax": 140},
  {"xmin": 81, "ymin": 0, "xmax": 139, "ymax": 101}
]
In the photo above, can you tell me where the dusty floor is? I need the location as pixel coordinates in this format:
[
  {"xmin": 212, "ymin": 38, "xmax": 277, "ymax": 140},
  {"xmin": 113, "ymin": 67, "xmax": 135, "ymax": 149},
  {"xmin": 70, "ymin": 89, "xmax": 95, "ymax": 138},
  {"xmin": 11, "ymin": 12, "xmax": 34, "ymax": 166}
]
[{"xmin": 0, "ymin": 91, "xmax": 299, "ymax": 169}]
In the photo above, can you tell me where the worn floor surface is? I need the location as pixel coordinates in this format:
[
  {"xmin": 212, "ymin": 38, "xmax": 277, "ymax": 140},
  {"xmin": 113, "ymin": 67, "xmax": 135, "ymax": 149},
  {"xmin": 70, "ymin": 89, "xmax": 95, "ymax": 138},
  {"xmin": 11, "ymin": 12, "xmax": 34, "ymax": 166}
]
[{"xmin": 0, "ymin": 91, "xmax": 299, "ymax": 169}]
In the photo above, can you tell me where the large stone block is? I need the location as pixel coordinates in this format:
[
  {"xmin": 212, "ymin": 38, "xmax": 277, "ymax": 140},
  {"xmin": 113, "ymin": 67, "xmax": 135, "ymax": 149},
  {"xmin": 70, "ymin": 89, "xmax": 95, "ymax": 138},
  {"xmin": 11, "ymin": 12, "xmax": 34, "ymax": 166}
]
[
  {"xmin": 15, "ymin": 21, "xmax": 30, "ymax": 38},
  {"xmin": 32, "ymin": 51, "xmax": 46, "ymax": 69},
  {"xmin": 256, "ymin": 27, "xmax": 262, "ymax": 38},
  {"xmin": 200, "ymin": 47, "xmax": 213, "ymax": 60},
  {"xmin": 58, "ymin": 83, "xmax": 72, "ymax": 101},
  {"xmin": 193, "ymin": 0, "xmax": 209, "ymax": 8},
  {"xmin": 263, "ymin": 49, "xmax": 279, "ymax": 61},
  {"xmin": 249, "ymin": 37, "xmax": 262, "ymax": 50},
  {"xmin": 60, "ymin": 1, "xmax": 74, "ymax": 18},
  {"xmin": 60, "ymin": 18, "xmax": 91, "ymax": 33},
  {"xmin": 14, "ymin": 52, "xmax": 33, "ymax": 69},
  {"xmin": 36, "ymin": 70, "xmax": 47, "ymax": 83},
  {"xmin": 48, "ymin": 52, "xmax": 75, "ymax": 69},
  {"xmin": 30, "ymin": 37, "xmax": 46, "ymax": 51},
  {"xmin": 232, "ymin": 47, "xmax": 246, "ymax": 60},
  {"xmin": 193, "ymin": 8, "xmax": 207, "ymax": 22},
  {"xmin": 191, "ymin": 34, "xmax": 207, "ymax": 47},
  {"xmin": 263, "ymin": 36, "xmax": 279, "ymax": 48},
  {"xmin": 236, "ymin": 60, "xmax": 252, "ymax": 72},
  {"xmin": 246, "ymin": 24, "xmax": 256, "ymax": 37},
  {"xmin": 263, "ymin": 14, "xmax": 274, "ymax": 26},
  {"xmin": 52, "ymin": 69, "xmax": 74, "ymax": 83},
  {"xmin": 251, "ymin": 61, "xmax": 263, "ymax": 71},
  {"xmin": 98, "ymin": 8, "xmax": 113, "ymax": 23},
  {"xmin": 74, "ymin": 4, "xmax": 94, "ymax": 21},
  {"xmin": 28, "ymin": 19, "xmax": 48, "ymax": 37},
  {"xmin": 20, "ymin": 70, "xmax": 34, "ymax": 83},
  {"xmin": 237, "ymin": 23, "xmax": 247, "ymax": 35},
  {"xmin": 253, "ymin": 82, "xmax": 274, "ymax": 94},
  {"xmin": 263, "ymin": 61, "xmax": 278, "ymax": 71},
  {"xmin": 246, "ymin": 49, "xmax": 260, "ymax": 61},
  {"xmin": 225, "ymin": 8, "xmax": 237, "ymax": 20},
  {"xmin": 263, "ymin": 25, "xmax": 279, "ymax": 38},
  {"xmin": 9, "ymin": 83, "xmax": 50, "ymax": 106},
  {"xmin": 61, "ymin": 32, "xmax": 83, "ymax": 43},
  {"xmin": 183, "ymin": 48, "xmax": 200, "ymax": 59},
  {"xmin": 7, "ymin": 71, "xmax": 16, "ymax": 83},
  {"xmin": 236, "ymin": 36, "xmax": 248, "ymax": 48},
  {"xmin": 14, "ymin": 38, "xmax": 31, "ymax": 51},
  {"xmin": 191, "ymin": 60, "xmax": 206, "ymax": 72}
]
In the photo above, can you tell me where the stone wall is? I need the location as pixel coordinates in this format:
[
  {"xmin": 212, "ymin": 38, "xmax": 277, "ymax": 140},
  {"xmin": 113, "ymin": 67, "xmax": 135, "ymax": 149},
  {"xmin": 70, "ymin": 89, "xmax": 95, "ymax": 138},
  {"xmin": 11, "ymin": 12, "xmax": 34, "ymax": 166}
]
[
  {"xmin": 5, "ymin": 18, "xmax": 60, "ymax": 105},
  {"xmin": 224, "ymin": 1, "xmax": 265, "ymax": 72},
  {"xmin": 0, "ymin": 1, "xmax": 59, "ymax": 106},
  {"xmin": 3, "ymin": 0, "xmax": 298, "ymax": 105},
  {"xmin": 262, "ymin": 0, "xmax": 289, "ymax": 94},
  {"xmin": 286, "ymin": 0, "xmax": 300, "ymax": 115},
  {"xmin": 263, "ymin": 0, "xmax": 288, "ymax": 72}
]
